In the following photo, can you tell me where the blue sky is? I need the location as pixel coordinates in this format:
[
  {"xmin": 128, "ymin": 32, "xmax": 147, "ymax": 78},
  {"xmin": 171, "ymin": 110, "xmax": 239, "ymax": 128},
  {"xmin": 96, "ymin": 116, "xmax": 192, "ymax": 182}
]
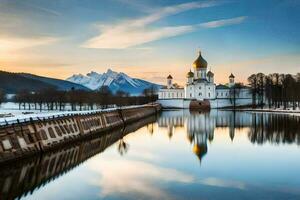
[{"xmin": 0, "ymin": 0, "xmax": 299, "ymax": 84}]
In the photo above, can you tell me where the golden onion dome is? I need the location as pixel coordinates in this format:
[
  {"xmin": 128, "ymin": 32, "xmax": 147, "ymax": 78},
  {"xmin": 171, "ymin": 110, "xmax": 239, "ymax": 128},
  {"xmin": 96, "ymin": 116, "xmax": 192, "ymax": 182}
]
[
  {"xmin": 207, "ymin": 70, "xmax": 214, "ymax": 77},
  {"xmin": 192, "ymin": 143, "xmax": 208, "ymax": 161},
  {"xmin": 193, "ymin": 144, "xmax": 201, "ymax": 156},
  {"xmin": 193, "ymin": 51, "xmax": 208, "ymax": 69},
  {"xmin": 186, "ymin": 70, "xmax": 194, "ymax": 78}
]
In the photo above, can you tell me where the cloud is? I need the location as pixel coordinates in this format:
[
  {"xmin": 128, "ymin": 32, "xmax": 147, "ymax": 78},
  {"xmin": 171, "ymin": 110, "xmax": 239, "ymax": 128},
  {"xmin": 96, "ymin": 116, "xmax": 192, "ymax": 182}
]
[
  {"xmin": 0, "ymin": 36, "xmax": 58, "ymax": 52},
  {"xmin": 84, "ymin": 25, "xmax": 195, "ymax": 49},
  {"xmin": 28, "ymin": 4, "xmax": 61, "ymax": 16},
  {"xmin": 87, "ymin": 157, "xmax": 248, "ymax": 200},
  {"xmin": 130, "ymin": 1, "xmax": 221, "ymax": 27},
  {"xmin": 114, "ymin": 0, "xmax": 157, "ymax": 13},
  {"xmin": 198, "ymin": 177, "xmax": 246, "ymax": 190},
  {"xmin": 199, "ymin": 16, "xmax": 247, "ymax": 28},
  {"xmin": 88, "ymin": 159, "xmax": 194, "ymax": 199},
  {"xmin": 83, "ymin": 1, "xmax": 246, "ymax": 49}
]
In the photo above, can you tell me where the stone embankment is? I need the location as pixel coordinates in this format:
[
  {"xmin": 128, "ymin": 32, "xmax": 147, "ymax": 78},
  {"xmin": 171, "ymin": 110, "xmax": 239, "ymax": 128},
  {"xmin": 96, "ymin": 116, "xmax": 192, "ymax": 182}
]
[
  {"xmin": 0, "ymin": 103, "xmax": 161, "ymax": 163},
  {"xmin": 0, "ymin": 115, "xmax": 157, "ymax": 200}
]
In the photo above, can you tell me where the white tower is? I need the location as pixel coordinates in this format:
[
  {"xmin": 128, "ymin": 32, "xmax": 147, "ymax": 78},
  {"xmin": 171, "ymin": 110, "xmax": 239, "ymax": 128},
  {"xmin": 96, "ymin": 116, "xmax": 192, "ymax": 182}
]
[
  {"xmin": 207, "ymin": 70, "xmax": 214, "ymax": 83},
  {"xmin": 167, "ymin": 75, "xmax": 173, "ymax": 89},
  {"xmin": 186, "ymin": 70, "xmax": 194, "ymax": 84},
  {"xmin": 229, "ymin": 73, "xmax": 235, "ymax": 87}
]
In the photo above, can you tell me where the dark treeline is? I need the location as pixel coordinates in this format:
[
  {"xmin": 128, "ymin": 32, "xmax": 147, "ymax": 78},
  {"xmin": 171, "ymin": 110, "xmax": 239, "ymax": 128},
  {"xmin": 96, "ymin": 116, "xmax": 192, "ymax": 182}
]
[
  {"xmin": 0, "ymin": 90, "xmax": 4, "ymax": 104},
  {"xmin": 248, "ymin": 73, "xmax": 300, "ymax": 109},
  {"xmin": 229, "ymin": 83, "xmax": 244, "ymax": 108},
  {"xmin": 248, "ymin": 113, "xmax": 300, "ymax": 145},
  {"xmin": 14, "ymin": 86, "xmax": 157, "ymax": 111}
]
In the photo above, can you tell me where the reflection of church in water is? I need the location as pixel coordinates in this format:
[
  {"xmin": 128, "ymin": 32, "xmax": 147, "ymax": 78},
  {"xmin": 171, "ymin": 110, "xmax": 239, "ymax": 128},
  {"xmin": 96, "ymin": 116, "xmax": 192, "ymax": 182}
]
[{"xmin": 158, "ymin": 110, "xmax": 252, "ymax": 163}]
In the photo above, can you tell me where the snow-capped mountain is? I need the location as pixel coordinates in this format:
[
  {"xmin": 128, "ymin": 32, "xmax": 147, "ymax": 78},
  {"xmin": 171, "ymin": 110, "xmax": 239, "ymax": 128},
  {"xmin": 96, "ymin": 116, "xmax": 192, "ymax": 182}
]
[{"xmin": 67, "ymin": 69, "xmax": 161, "ymax": 95}]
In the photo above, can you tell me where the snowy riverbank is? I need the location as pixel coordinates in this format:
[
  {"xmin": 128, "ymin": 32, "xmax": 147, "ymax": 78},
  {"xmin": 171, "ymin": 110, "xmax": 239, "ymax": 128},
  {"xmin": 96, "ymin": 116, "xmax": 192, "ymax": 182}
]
[
  {"xmin": 232, "ymin": 107, "xmax": 300, "ymax": 116},
  {"xmin": 0, "ymin": 102, "xmax": 149, "ymax": 125}
]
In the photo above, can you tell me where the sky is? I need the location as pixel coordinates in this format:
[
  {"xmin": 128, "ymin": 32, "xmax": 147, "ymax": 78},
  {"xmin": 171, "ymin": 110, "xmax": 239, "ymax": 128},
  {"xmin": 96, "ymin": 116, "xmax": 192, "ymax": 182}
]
[{"xmin": 0, "ymin": 0, "xmax": 299, "ymax": 85}]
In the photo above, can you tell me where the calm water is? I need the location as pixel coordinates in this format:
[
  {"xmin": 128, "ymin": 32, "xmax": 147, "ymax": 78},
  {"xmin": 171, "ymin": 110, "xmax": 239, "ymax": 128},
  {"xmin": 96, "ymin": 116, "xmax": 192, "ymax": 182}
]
[{"xmin": 1, "ymin": 110, "xmax": 300, "ymax": 200}]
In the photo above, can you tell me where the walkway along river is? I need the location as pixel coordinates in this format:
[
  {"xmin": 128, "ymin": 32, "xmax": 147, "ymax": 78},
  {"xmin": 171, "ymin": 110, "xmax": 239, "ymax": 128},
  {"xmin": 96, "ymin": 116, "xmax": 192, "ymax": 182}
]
[{"xmin": 0, "ymin": 104, "xmax": 161, "ymax": 164}]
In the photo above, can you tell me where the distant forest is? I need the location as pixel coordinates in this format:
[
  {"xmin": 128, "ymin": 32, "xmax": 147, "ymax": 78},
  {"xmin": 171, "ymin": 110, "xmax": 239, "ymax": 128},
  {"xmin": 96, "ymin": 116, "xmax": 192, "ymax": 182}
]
[
  {"xmin": 248, "ymin": 73, "xmax": 300, "ymax": 109},
  {"xmin": 7, "ymin": 86, "xmax": 157, "ymax": 111}
]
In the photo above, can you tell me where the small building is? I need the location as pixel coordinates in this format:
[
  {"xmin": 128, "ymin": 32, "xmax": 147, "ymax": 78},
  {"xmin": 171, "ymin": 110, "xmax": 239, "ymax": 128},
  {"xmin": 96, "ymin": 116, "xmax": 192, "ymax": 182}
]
[{"xmin": 158, "ymin": 75, "xmax": 185, "ymax": 99}]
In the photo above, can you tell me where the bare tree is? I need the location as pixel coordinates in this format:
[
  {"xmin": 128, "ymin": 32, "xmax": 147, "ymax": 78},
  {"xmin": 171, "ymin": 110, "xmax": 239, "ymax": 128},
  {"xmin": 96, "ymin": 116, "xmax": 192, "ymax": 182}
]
[
  {"xmin": 248, "ymin": 74, "xmax": 258, "ymax": 108},
  {"xmin": 229, "ymin": 83, "xmax": 242, "ymax": 109},
  {"xmin": 0, "ymin": 90, "xmax": 5, "ymax": 105}
]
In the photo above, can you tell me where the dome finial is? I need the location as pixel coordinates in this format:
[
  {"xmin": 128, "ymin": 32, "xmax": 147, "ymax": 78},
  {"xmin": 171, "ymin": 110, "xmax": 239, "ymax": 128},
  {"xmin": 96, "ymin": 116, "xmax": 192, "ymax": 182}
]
[
  {"xmin": 187, "ymin": 69, "xmax": 194, "ymax": 78},
  {"xmin": 198, "ymin": 48, "xmax": 201, "ymax": 55}
]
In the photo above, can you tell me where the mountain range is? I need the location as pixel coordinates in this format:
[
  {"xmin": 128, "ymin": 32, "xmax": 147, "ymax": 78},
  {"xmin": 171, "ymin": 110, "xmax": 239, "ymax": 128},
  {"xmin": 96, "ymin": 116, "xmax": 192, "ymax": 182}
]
[
  {"xmin": 67, "ymin": 69, "xmax": 161, "ymax": 95},
  {"xmin": 0, "ymin": 71, "xmax": 89, "ymax": 93}
]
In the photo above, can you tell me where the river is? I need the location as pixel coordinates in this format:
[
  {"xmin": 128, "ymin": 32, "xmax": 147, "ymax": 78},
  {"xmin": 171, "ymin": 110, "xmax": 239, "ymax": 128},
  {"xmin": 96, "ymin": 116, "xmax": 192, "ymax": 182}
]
[{"xmin": 1, "ymin": 110, "xmax": 300, "ymax": 200}]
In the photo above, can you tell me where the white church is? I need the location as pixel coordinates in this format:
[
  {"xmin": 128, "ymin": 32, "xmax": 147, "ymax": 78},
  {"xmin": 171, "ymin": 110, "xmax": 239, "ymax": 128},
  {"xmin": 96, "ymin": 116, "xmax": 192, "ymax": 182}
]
[{"xmin": 158, "ymin": 51, "xmax": 252, "ymax": 109}]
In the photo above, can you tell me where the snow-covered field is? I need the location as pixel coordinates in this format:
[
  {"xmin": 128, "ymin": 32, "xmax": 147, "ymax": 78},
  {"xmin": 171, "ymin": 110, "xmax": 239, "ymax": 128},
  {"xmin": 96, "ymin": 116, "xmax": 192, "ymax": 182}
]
[
  {"xmin": 236, "ymin": 106, "xmax": 300, "ymax": 116},
  {"xmin": 0, "ymin": 102, "xmax": 117, "ymax": 125},
  {"xmin": 0, "ymin": 102, "xmax": 151, "ymax": 125}
]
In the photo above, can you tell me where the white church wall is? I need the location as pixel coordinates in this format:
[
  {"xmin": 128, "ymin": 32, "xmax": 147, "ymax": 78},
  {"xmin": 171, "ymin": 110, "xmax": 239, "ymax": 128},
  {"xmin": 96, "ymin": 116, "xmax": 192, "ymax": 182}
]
[
  {"xmin": 185, "ymin": 85, "xmax": 195, "ymax": 99},
  {"xmin": 157, "ymin": 99, "xmax": 191, "ymax": 109},
  {"xmin": 210, "ymin": 98, "xmax": 252, "ymax": 108},
  {"xmin": 205, "ymin": 84, "xmax": 216, "ymax": 99},
  {"xmin": 195, "ymin": 83, "xmax": 205, "ymax": 100},
  {"xmin": 216, "ymin": 89, "xmax": 230, "ymax": 98},
  {"xmin": 158, "ymin": 89, "xmax": 184, "ymax": 99},
  {"xmin": 238, "ymin": 88, "xmax": 251, "ymax": 98}
]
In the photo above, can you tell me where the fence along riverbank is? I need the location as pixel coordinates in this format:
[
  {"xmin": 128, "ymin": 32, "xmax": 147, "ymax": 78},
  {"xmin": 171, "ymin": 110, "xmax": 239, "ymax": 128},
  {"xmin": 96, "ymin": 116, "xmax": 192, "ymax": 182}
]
[{"xmin": 0, "ymin": 103, "xmax": 161, "ymax": 163}]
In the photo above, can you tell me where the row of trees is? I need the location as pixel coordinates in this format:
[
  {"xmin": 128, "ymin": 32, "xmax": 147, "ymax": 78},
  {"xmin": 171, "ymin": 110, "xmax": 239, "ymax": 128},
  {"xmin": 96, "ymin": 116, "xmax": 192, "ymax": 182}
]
[
  {"xmin": 229, "ymin": 83, "xmax": 244, "ymax": 108},
  {"xmin": 0, "ymin": 90, "xmax": 4, "ymax": 105},
  {"xmin": 14, "ymin": 86, "xmax": 158, "ymax": 111},
  {"xmin": 248, "ymin": 73, "xmax": 300, "ymax": 109}
]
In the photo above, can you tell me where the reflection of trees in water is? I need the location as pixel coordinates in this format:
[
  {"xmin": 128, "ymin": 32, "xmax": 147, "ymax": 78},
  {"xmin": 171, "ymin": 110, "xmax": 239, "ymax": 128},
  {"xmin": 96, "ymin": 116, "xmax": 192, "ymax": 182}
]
[
  {"xmin": 248, "ymin": 113, "xmax": 300, "ymax": 145},
  {"xmin": 118, "ymin": 139, "xmax": 129, "ymax": 156},
  {"xmin": 158, "ymin": 110, "xmax": 300, "ymax": 157}
]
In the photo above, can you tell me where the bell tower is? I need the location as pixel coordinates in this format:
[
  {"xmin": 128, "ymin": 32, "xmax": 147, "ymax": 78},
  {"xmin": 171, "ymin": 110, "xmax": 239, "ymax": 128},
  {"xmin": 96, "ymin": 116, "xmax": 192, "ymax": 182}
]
[
  {"xmin": 229, "ymin": 73, "xmax": 235, "ymax": 87},
  {"xmin": 167, "ymin": 75, "xmax": 173, "ymax": 89}
]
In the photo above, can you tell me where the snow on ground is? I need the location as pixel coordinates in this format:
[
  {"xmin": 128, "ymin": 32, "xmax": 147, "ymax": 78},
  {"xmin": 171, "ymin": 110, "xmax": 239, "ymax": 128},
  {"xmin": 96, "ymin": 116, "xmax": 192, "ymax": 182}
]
[
  {"xmin": 0, "ymin": 102, "xmax": 146, "ymax": 126},
  {"xmin": 237, "ymin": 106, "xmax": 300, "ymax": 116}
]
